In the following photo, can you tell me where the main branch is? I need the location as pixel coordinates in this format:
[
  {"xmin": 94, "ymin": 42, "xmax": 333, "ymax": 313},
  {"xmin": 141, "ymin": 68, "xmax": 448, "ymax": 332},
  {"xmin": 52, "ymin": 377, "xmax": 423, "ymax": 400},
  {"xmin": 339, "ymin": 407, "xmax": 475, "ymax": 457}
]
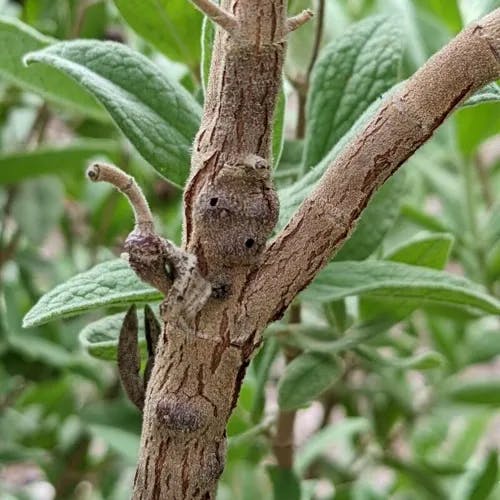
[
  {"xmin": 133, "ymin": 1, "xmax": 289, "ymax": 498},
  {"xmin": 130, "ymin": 5, "xmax": 499, "ymax": 499}
]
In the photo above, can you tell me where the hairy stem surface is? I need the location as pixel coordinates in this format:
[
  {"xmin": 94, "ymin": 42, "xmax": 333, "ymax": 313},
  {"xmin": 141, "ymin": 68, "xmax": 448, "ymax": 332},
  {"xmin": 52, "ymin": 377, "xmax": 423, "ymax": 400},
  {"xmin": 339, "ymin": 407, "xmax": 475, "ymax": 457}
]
[{"xmin": 132, "ymin": 6, "xmax": 500, "ymax": 499}]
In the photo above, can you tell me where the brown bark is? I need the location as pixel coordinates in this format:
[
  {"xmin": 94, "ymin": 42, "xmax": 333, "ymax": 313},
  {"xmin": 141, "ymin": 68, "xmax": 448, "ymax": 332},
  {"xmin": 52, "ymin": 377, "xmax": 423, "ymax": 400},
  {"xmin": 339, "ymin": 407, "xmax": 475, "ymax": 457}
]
[
  {"xmin": 131, "ymin": 5, "xmax": 500, "ymax": 499},
  {"xmin": 241, "ymin": 9, "xmax": 500, "ymax": 333},
  {"xmin": 133, "ymin": 1, "xmax": 288, "ymax": 498}
]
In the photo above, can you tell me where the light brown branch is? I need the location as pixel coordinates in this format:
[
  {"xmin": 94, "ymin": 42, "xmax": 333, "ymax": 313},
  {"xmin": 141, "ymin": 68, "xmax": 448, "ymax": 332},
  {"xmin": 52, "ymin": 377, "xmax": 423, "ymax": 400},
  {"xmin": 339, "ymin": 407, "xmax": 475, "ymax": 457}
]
[
  {"xmin": 130, "ymin": 4, "xmax": 500, "ymax": 499},
  {"xmin": 243, "ymin": 8, "xmax": 500, "ymax": 331},
  {"xmin": 287, "ymin": 9, "xmax": 314, "ymax": 33},
  {"xmin": 189, "ymin": 0, "xmax": 238, "ymax": 34},
  {"xmin": 272, "ymin": 408, "xmax": 296, "ymax": 468},
  {"xmin": 87, "ymin": 162, "xmax": 154, "ymax": 234},
  {"xmin": 272, "ymin": 304, "xmax": 301, "ymax": 469},
  {"xmin": 133, "ymin": 2, "xmax": 289, "ymax": 497}
]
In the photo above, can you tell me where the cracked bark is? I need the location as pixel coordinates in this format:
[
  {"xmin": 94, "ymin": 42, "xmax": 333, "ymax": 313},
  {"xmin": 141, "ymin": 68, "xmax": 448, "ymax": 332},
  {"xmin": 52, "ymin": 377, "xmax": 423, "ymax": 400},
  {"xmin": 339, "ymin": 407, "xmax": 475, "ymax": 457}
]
[{"xmin": 131, "ymin": 5, "xmax": 500, "ymax": 499}]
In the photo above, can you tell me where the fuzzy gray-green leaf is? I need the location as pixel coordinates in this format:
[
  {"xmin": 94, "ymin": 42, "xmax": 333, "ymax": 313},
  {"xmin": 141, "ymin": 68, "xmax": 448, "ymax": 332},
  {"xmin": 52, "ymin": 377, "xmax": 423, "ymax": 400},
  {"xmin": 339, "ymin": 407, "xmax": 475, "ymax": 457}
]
[
  {"xmin": 463, "ymin": 82, "xmax": 500, "ymax": 107},
  {"xmin": 303, "ymin": 15, "xmax": 403, "ymax": 169},
  {"xmin": 113, "ymin": 0, "xmax": 202, "ymax": 67},
  {"xmin": 23, "ymin": 259, "xmax": 161, "ymax": 328},
  {"xmin": 0, "ymin": 139, "xmax": 119, "ymax": 185},
  {"xmin": 79, "ymin": 312, "xmax": 148, "ymax": 361},
  {"xmin": 385, "ymin": 232, "xmax": 454, "ymax": 269},
  {"xmin": 303, "ymin": 260, "xmax": 500, "ymax": 315},
  {"xmin": 24, "ymin": 40, "xmax": 202, "ymax": 186},
  {"xmin": 278, "ymin": 352, "xmax": 342, "ymax": 411},
  {"xmin": 0, "ymin": 17, "xmax": 105, "ymax": 120}
]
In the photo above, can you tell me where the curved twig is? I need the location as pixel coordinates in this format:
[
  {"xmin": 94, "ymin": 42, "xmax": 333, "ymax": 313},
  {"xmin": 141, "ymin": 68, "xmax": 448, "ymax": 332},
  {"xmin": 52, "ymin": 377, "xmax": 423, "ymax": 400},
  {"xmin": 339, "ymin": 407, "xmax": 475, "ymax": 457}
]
[{"xmin": 87, "ymin": 162, "xmax": 154, "ymax": 234}]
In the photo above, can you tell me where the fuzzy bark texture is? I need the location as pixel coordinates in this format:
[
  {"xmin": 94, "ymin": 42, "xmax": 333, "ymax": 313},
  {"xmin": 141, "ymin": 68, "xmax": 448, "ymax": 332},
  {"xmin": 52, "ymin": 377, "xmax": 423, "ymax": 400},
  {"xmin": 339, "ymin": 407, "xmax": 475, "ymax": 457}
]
[{"xmin": 132, "ymin": 5, "xmax": 500, "ymax": 499}]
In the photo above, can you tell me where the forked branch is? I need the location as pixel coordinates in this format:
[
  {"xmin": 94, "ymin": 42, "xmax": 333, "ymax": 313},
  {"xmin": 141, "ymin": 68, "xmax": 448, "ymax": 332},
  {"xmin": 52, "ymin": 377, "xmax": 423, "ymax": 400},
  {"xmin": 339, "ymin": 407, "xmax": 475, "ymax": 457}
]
[
  {"xmin": 242, "ymin": 8, "xmax": 500, "ymax": 331},
  {"xmin": 127, "ymin": 3, "xmax": 500, "ymax": 498}
]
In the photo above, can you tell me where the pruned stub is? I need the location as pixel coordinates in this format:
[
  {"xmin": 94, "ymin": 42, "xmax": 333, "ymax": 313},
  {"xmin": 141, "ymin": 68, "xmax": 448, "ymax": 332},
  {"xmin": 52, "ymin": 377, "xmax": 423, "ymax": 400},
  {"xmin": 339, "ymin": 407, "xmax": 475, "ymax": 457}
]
[{"xmin": 193, "ymin": 158, "xmax": 279, "ymax": 274}]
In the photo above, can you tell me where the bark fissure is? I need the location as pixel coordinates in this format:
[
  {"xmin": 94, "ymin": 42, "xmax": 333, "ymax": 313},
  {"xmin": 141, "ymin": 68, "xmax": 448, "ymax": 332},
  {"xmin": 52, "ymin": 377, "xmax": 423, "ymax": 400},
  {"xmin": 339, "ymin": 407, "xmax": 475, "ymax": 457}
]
[{"xmin": 128, "ymin": 5, "xmax": 500, "ymax": 498}]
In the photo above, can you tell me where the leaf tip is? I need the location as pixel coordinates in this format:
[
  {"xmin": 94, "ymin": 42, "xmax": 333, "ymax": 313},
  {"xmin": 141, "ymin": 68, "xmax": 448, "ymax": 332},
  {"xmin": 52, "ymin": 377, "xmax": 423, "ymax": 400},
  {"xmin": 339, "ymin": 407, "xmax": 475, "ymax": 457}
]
[
  {"xmin": 22, "ymin": 52, "xmax": 38, "ymax": 68},
  {"xmin": 22, "ymin": 312, "xmax": 35, "ymax": 329},
  {"xmin": 22, "ymin": 302, "xmax": 45, "ymax": 329}
]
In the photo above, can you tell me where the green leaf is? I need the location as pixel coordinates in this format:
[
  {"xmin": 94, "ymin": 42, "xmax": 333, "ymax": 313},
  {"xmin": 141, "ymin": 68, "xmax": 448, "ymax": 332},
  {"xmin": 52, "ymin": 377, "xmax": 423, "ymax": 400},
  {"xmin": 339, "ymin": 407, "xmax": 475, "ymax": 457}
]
[
  {"xmin": 303, "ymin": 261, "xmax": 500, "ymax": 315},
  {"xmin": 444, "ymin": 380, "xmax": 500, "ymax": 406},
  {"xmin": 23, "ymin": 259, "xmax": 161, "ymax": 328},
  {"xmin": 278, "ymin": 352, "xmax": 343, "ymax": 411},
  {"xmin": 295, "ymin": 418, "xmax": 369, "ymax": 474},
  {"xmin": 8, "ymin": 332, "xmax": 76, "ymax": 368},
  {"xmin": 25, "ymin": 40, "xmax": 202, "ymax": 186},
  {"xmin": 485, "ymin": 203, "xmax": 500, "ymax": 247},
  {"xmin": 458, "ymin": 0, "xmax": 500, "ymax": 24},
  {"xmin": 456, "ymin": 103, "xmax": 500, "ymax": 156},
  {"xmin": 0, "ymin": 17, "xmax": 104, "ymax": 120},
  {"xmin": 400, "ymin": 203, "xmax": 451, "ymax": 234},
  {"xmin": 303, "ymin": 16, "xmax": 403, "ymax": 169},
  {"xmin": 87, "ymin": 424, "xmax": 139, "ymax": 464},
  {"xmin": 264, "ymin": 318, "xmax": 393, "ymax": 354},
  {"xmin": 0, "ymin": 139, "xmax": 119, "ymax": 185},
  {"xmin": 113, "ymin": 0, "xmax": 202, "ymax": 68},
  {"xmin": 396, "ymin": 351, "xmax": 445, "ymax": 370},
  {"xmin": 463, "ymin": 82, "xmax": 500, "ymax": 107},
  {"xmin": 464, "ymin": 451, "xmax": 498, "ymax": 500},
  {"xmin": 200, "ymin": 15, "xmax": 215, "ymax": 94},
  {"xmin": 81, "ymin": 400, "xmax": 142, "ymax": 434},
  {"xmin": 333, "ymin": 170, "xmax": 406, "ymax": 261},
  {"xmin": 12, "ymin": 177, "xmax": 64, "ymax": 244},
  {"xmin": 359, "ymin": 347, "xmax": 445, "ymax": 371},
  {"xmin": 466, "ymin": 326, "xmax": 500, "ymax": 365},
  {"xmin": 416, "ymin": 0, "xmax": 463, "ymax": 33},
  {"xmin": 448, "ymin": 413, "xmax": 491, "ymax": 465},
  {"xmin": 385, "ymin": 232, "xmax": 454, "ymax": 269},
  {"xmin": 278, "ymin": 84, "xmax": 402, "ymax": 233},
  {"xmin": 267, "ymin": 319, "xmax": 393, "ymax": 355},
  {"xmin": 272, "ymin": 89, "xmax": 286, "ymax": 168},
  {"xmin": 266, "ymin": 465, "xmax": 301, "ymax": 500},
  {"xmin": 383, "ymin": 455, "xmax": 446, "ymax": 498},
  {"xmin": 79, "ymin": 312, "xmax": 147, "ymax": 361},
  {"xmin": 379, "ymin": 0, "xmax": 449, "ymax": 72},
  {"xmin": 250, "ymin": 337, "xmax": 279, "ymax": 423}
]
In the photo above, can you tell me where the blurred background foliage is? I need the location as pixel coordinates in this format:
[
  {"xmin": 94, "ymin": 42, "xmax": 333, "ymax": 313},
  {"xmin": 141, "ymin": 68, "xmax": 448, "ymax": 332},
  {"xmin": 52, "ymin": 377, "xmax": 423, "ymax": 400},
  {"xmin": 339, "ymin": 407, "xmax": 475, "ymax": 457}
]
[{"xmin": 0, "ymin": 0, "xmax": 500, "ymax": 498}]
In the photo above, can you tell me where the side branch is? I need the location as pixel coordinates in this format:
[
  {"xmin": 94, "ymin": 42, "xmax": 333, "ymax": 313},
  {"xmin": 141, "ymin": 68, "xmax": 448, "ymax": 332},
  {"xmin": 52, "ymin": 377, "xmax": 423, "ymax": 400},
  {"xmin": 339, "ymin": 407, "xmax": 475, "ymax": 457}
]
[
  {"xmin": 242, "ymin": 8, "xmax": 500, "ymax": 330},
  {"xmin": 87, "ymin": 162, "xmax": 154, "ymax": 234},
  {"xmin": 88, "ymin": 162, "xmax": 211, "ymax": 309},
  {"xmin": 287, "ymin": 9, "xmax": 314, "ymax": 33},
  {"xmin": 189, "ymin": 0, "xmax": 238, "ymax": 34}
]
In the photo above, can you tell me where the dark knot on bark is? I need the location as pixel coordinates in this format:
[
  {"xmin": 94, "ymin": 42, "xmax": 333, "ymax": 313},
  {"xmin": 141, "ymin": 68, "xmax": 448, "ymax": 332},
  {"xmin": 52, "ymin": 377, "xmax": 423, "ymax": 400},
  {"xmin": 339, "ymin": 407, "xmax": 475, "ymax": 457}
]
[
  {"xmin": 156, "ymin": 398, "xmax": 206, "ymax": 433},
  {"xmin": 192, "ymin": 156, "xmax": 279, "ymax": 271}
]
